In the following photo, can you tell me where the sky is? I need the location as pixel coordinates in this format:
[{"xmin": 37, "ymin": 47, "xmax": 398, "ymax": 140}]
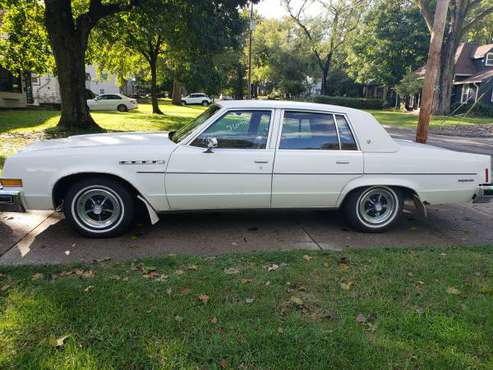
[{"xmin": 256, "ymin": 0, "xmax": 324, "ymax": 19}]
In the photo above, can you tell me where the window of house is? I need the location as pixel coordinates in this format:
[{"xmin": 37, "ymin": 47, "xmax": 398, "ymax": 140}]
[
  {"xmin": 485, "ymin": 53, "xmax": 493, "ymax": 66},
  {"xmin": 461, "ymin": 84, "xmax": 477, "ymax": 104},
  {"xmin": 191, "ymin": 110, "xmax": 271, "ymax": 149}
]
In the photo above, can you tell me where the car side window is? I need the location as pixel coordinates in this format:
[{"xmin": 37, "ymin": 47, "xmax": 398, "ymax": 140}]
[
  {"xmin": 107, "ymin": 95, "xmax": 121, "ymax": 100},
  {"xmin": 191, "ymin": 110, "xmax": 271, "ymax": 149},
  {"xmin": 280, "ymin": 111, "xmax": 339, "ymax": 150},
  {"xmin": 335, "ymin": 115, "xmax": 358, "ymax": 150}
]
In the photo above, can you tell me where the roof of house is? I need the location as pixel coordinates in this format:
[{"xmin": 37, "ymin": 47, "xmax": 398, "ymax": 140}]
[
  {"xmin": 454, "ymin": 69, "xmax": 493, "ymax": 85},
  {"xmin": 417, "ymin": 42, "xmax": 493, "ymax": 80}
]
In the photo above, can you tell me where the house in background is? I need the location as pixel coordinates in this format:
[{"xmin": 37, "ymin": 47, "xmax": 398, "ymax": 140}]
[
  {"xmin": 0, "ymin": 67, "xmax": 27, "ymax": 108},
  {"xmin": 31, "ymin": 65, "xmax": 121, "ymax": 105},
  {"xmin": 417, "ymin": 42, "xmax": 493, "ymax": 108}
]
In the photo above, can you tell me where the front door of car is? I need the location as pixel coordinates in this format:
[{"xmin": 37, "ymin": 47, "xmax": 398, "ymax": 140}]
[
  {"xmin": 272, "ymin": 110, "xmax": 363, "ymax": 208},
  {"xmin": 165, "ymin": 109, "xmax": 275, "ymax": 210}
]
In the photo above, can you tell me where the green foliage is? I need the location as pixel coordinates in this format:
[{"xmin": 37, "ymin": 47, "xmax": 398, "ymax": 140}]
[
  {"xmin": 395, "ymin": 70, "xmax": 423, "ymax": 98},
  {"xmin": 347, "ymin": 0, "xmax": 429, "ymax": 86},
  {"xmin": 310, "ymin": 95, "xmax": 385, "ymax": 109},
  {"xmin": 0, "ymin": 1, "xmax": 54, "ymax": 74}
]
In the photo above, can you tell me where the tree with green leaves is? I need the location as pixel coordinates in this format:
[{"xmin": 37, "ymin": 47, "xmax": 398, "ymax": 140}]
[
  {"xmin": 417, "ymin": 0, "xmax": 493, "ymax": 114},
  {"xmin": 284, "ymin": 0, "xmax": 368, "ymax": 96},
  {"xmin": 347, "ymin": 0, "xmax": 429, "ymax": 88}
]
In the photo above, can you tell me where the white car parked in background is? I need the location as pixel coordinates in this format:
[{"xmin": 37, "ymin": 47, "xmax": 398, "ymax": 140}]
[
  {"xmin": 181, "ymin": 93, "xmax": 212, "ymax": 106},
  {"xmin": 87, "ymin": 93, "xmax": 138, "ymax": 112},
  {"xmin": 1, "ymin": 100, "xmax": 492, "ymax": 238}
]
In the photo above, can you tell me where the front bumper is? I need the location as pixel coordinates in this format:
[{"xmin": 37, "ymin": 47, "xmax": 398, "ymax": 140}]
[
  {"xmin": 473, "ymin": 184, "xmax": 493, "ymax": 203},
  {"xmin": 0, "ymin": 188, "xmax": 26, "ymax": 212}
]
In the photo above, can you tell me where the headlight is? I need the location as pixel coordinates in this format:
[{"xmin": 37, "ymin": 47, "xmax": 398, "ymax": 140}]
[{"xmin": 0, "ymin": 178, "xmax": 23, "ymax": 187}]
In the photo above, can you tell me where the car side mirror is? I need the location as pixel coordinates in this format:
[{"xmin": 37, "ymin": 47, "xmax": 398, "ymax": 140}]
[{"xmin": 204, "ymin": 137, "xmax": 218, "ymax": 153}]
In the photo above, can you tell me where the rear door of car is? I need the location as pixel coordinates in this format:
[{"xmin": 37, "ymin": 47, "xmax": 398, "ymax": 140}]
[{"xmin": 272, "ymin": 110, "xmax": 363, "ymax": 208}]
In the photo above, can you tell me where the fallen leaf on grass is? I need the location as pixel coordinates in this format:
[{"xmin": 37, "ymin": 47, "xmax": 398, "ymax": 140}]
[
  {"xmin": 245, "ymin": 298, "xmax": 254, "ymax": 304},
  {"xmin": 416, "ymin": 306, "xmax": 425, "ymax": 316},
  {"xmin": 241, "ymin": 278, "xmax": 253, "ymax": 284},
  {"xmin": 198, "ymin": 294, "xmax": 209, "ymax": 304},
  {"xmin": 94, "ymin": 257, "xmax": 111, "ymax": 263},
  {"xmin": 447, "ymin": 287, "xmax": 461, "ymax": 295},
  {"xmin": 267, "ymin": 264, "xmax": 279, "ymax": 272},
  {"xmin": 415, "ymin": 280, "xmax": 425, "ymax": 286},
  {"xmin": 356, "ymin": 313, "xmax": 366, "ymax": 323},
  {"xmin": 175, "ymin": 315, "xmax": 183, "ymax": 322},
  {"xmin": 340, "ymin": 282, "xmax": 353, "ymax": 290},
  {"xmin": 1, "ymin": 284, "xmax": 11, "ymax": 292},
  {"xmin": 166, "ymin": 288, "xmax": 172, "ymax": 295},
  {"xmin": 53, "ymin": 335, "xmax": 71, "ymax": 349},
  {"xmin": 175, "ymin": 269, "xmax": 185, "ymax": 276},
  {"xmin": 219, "ymin": 359, "xmax": 228, "ymax": 369},
  {"xmin": 303, "ymin": 255, "xmax": 313, "ymax": 261},
  {"xmin": 224, "ymin": 267, "xmax": 241, "ymax": 274},
  {"xmin": 32, "ymin": 273, "xmax": 44, "ymax": 281},
  {"xmin": 209, "ymin": 317, "xmax": 218, "ymax": 324},
  {"xmin": 187, "ymin": 265, "xmax": 198, "ymax": 271},
  {"xmin": 84, "ymin": 285, "xmax": 94, "ymax": 293},
  {"xmin": 290, "ymin": 296, "xmax": 304, "ymax": 306}
]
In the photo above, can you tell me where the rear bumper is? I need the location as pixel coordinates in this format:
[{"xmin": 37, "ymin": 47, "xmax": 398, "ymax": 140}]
[
  {"xmin": 0, "ymin": 188, "xmax": 26, "ymax": 212},
  {"xmin": 473, "ymin": 184, "xmax": 493, "ymax": 203}
]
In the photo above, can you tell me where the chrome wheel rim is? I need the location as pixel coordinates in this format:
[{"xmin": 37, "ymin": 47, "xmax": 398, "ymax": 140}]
[
  {"xmin": 358, "ymin": 188, "xmax": 397, "ymax": 226},
  {"xmin": 74, "ymin": 187, "xmax": 123, "ymax": 230}
]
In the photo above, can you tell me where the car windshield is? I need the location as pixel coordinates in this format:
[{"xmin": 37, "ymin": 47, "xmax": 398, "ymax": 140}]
[{"xmin": 171, "ymin": 104, "xmax": 221, "ymax": 143}]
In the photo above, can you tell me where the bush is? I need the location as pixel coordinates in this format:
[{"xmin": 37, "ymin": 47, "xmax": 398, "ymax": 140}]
[{"xmin": 309, "ymin": 95, "xmax": 384, "ymax": 110}]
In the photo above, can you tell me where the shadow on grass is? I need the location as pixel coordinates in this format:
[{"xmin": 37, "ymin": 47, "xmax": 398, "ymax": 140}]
[{"xmin": 0, "ymin": 109, "xmax": 60, "ymax": 134}]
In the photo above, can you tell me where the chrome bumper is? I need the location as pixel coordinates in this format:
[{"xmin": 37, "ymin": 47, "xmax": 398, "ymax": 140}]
[
  {"xmin": 0, "ymin": 189, "xmax": 26, "ymax": 212},
  {"xmin": 473, "ymin": 184, "xmax": 493, "ymax": 203}
]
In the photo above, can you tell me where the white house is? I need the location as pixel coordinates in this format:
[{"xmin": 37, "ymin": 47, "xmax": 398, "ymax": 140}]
[{"xmin": 31, "ymin": 65, "xmax": 121, "ymax": 105}]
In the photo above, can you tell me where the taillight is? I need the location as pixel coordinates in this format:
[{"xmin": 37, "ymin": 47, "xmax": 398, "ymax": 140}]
[{"xmin": 486, "ymin": 168, "xmax": 490, "ymax": 184}]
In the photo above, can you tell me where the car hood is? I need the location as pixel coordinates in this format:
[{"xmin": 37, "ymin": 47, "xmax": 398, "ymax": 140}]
[{"xmin": 20, "ymin": 132, "xmax": 175, "ymax": 153}]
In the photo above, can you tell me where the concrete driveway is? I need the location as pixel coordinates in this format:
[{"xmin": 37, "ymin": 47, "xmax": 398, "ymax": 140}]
[{"xmin": 1, "ymin": 127, "xmax": 492, "ymax": 265}]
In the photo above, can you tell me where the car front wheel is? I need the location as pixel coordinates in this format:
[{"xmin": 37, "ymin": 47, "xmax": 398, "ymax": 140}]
[
  {"xmin": 63, "ymin": 178, "xmax": 135, "ymax": 238},
  {"xmin": 342, "ymin": 186, "xmax": 403, "ymax": 233}
]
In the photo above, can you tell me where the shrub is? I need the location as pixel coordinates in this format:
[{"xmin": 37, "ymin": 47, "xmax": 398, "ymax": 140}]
[{"xmin": 309, "ymin": 95, "xmax": 384, "ymax": 110}]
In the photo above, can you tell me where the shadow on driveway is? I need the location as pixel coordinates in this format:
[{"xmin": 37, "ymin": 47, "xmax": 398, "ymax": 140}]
[{"xmin": 2, "ymin": 202, "xmax": 492, "ymax": 266}]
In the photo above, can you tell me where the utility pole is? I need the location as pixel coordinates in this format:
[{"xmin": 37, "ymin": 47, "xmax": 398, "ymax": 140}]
[
  {"xmin": 416, "ymin": 0, "xmax": 450, "ymax": 143},
  {"xmin": 247, "ymin": 1, "xmax": 254, "ymax": 99}
]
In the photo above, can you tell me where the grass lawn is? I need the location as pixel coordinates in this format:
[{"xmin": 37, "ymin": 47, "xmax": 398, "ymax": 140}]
[
  {"xmin": 369, "ymin": 109, "xmax": 493, "ymax": 128},
  {"xmin": 0, "ymin": 248, "xmax": 492, "ymax": 368}
]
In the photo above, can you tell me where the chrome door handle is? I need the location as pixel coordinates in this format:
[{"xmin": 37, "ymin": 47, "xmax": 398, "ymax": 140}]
[
  {"xmin": 254, "ymin": 160, "xmax": 269, "ymax": 164},
  {"xmin": 336, "ymin": 161, "xmax": 350, "ymax": 165}
]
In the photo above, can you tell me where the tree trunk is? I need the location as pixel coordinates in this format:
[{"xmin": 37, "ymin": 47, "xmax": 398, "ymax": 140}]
[
  {"xmin": 149, "ymin": 56, "xmax": 163, "ymax": 114},
  {"xmin": 432, "ymin": 1, "xmax": 464, "ymax": 115},
  {"xmin": 172, "ymin": 80, "xmax": 182, "ymax": 105},
  {"xmin": 44, "ymin": 0, "xmax": 99, "ymax": 131},
  {"xmin": 320, "ymin": 52, "xmax": 332, "ymax": 96}
]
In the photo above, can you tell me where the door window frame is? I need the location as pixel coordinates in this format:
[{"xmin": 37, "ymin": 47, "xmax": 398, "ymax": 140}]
[
  {"xmin": 181, "ymin": 108, "xmax": 276, "ymax": 150},
  {"xmin": 274, "ymin": 109, "xmax": 361, "ymax": 152}
]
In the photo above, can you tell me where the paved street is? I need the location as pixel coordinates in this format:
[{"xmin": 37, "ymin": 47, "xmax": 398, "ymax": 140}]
[{"xmin": 1, "ymin": 129, "xmax": 492, "ymax": 266}]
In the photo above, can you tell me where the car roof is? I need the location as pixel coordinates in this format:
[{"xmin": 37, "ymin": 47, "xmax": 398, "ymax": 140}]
[{"xmin": 216, "ymin": 99, "xmax": 359, "ymax": 114}]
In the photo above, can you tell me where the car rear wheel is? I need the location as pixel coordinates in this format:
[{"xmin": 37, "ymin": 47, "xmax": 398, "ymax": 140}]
[
  {"xmin": 63, "ymin": 178, "xmax": 135, "ymax": 238},
  {"xmin": 201, "ymin": 100, "xmax": 209, "ymax": 106},
  {"xmin": 342, "ymin": 186, "xmax": 403, "ymax": 233},
  {"xmin": 117, "ymin": 104, "xmax": 128, "ymax": 112}
]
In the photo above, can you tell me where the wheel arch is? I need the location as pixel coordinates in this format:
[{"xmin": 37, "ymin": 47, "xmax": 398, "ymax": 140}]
[
  {"xmin": 337, "ymin": 178, "xmax": 422, "ymax": 208},
  {"xmin": 53, "ymin": 172, "xmax": 143, "ymax": 210}
]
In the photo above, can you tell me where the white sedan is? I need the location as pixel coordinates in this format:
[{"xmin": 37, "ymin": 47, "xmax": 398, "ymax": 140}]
[
  {"xmin": 181, "ymin": 93, "xmax": 212, "ymax": 106},
  {"xmin": 1, "ymin": 100, "xmax": 491, "ymax": 238},
  {"xmin": 87, "ymin": 93, "xmax": 138, "ymax": 112}
]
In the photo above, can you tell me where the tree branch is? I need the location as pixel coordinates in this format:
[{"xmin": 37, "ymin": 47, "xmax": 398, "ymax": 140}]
[
  {"xmin": 417, "ymin": 0, "xmax": 434, "ymax": 32},
  {"xmin": 462, "ymin": 4, "xmax": 493, "ymax": 33}
]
